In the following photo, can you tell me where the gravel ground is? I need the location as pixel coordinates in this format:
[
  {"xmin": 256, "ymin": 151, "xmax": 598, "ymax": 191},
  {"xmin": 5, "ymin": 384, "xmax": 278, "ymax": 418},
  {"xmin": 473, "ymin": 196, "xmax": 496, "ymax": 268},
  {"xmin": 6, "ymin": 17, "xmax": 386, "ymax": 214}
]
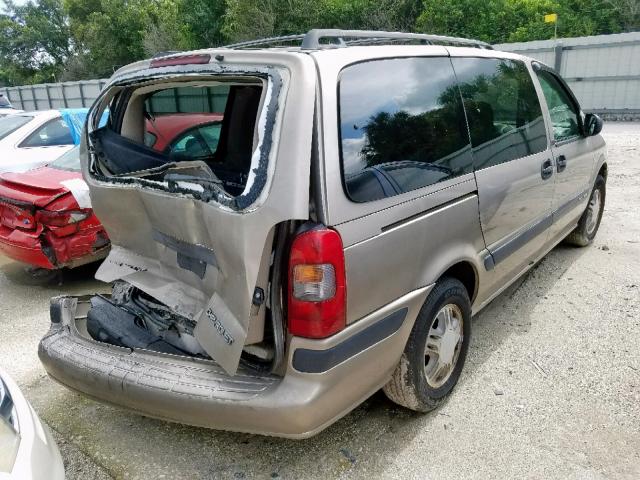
[{"xmin": 1, "ymin": 123, "xmax": 639, "ymax": 480}]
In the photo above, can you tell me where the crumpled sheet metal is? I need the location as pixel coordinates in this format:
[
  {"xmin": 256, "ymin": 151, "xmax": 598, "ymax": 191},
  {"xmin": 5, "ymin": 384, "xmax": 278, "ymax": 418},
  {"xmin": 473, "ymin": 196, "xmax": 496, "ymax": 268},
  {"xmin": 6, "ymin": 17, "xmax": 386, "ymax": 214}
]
[{"xmin": 87, "ymin": 53, "xmax": 317, "ymax": 374}]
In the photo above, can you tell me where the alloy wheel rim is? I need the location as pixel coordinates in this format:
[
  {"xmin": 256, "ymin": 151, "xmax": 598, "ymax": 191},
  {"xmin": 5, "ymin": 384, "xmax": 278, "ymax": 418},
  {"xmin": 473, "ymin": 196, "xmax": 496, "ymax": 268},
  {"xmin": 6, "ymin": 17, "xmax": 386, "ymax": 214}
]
[
  {"xmin": 424, "ymin": 304, "xmax": 464, "ymax": 388},
  {"xmin": 586, "ymin": 188, "xmax": 602, "ymax": 236}
]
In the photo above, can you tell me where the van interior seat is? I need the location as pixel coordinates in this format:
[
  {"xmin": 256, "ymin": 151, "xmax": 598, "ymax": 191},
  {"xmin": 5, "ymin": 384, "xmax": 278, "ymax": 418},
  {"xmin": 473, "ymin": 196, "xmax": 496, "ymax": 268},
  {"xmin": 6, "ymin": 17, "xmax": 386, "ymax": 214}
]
[{"xmin": 212, "ymin": 86, "xmax": 262, "ymax": 177}]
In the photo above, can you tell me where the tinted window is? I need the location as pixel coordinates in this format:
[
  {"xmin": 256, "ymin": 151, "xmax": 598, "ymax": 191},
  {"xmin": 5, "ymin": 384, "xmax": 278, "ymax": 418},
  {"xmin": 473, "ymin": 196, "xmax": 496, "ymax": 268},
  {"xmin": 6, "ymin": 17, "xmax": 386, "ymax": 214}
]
[
  {"xmin": 169, "ymin": 123, "xmax": 222, "ymax": 160},
  {"xmin": 339, "ymin": 57, "xmax": 472, "ymax": 202},
  {"xmin": 21, "ymin": 118, "xmax": 73, "ymax": 147},
  {"xmin": 50, "ymin": 146, "xmax": 80, "ymax": 171},
  {"xmin": 344, "ymin": 169, "xmax": 389, "ymax": 202},
  {"xmin": 451, "ymin": 58, "xmax": 547, "ymax": 170},
  {"xmin": 0, "ymin": 115, "xmax": 32, "ymax": 140},
  {"xmin": 535, "ymin": 70, "xmax": 581, "ymax": 141},
  {"xmin": 144, "ymin": 131, "xmax": 157, "ymax": 148},
  {"xmin": 0, "ymin": 96, "xmax": 11, "ymax": 108}
]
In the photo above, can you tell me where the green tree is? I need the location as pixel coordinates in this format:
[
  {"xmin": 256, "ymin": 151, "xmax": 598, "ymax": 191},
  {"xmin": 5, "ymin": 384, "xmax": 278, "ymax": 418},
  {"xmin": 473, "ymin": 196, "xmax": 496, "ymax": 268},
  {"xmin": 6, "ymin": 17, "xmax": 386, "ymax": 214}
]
[
  {"xmin": 222, "ymin": 0, "xmax": 423, "ymax": 43},
  {"xmin": 62, "ymin": 0, "xmax": 228, "ymax": 77},
  {"xmin": 177, "ymin": 0, "xmax": 226, "ymax": 49},
  {"xmin": 64, "ymin": 0, "xmax": 150, "ymax": 77},
  {"xmin": 606, "ymin": 0, "xmax": 640, "ymax": 31},
  {"xmin": 0, "ymin": 0, "xmax": 71, "ymax": 85},
  {"xmin": 416, "ymin": 0, "xmax": 623, "ymax": 43},
  {"xmin": 321, "ymin": 0, "xmax": 423, "ymax": 31},
  {"xmin": 141, "ymin": 0, "xmax": 228, "ymax": 54},
  {"xmin": 223, "ymin": 0, "xmax": 324, "ymax": 42}
]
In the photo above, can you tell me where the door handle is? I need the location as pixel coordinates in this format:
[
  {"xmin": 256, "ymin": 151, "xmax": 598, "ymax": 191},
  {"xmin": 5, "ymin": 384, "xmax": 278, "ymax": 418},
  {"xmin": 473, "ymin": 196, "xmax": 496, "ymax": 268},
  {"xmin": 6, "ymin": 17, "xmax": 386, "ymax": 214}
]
[
  {"xmin": 556, "ymin": 155, "xmax": 567, "ymax": 173},
  {"xmin": 541, "ymin": 159, "xmax": 554, "ymax": 180}
]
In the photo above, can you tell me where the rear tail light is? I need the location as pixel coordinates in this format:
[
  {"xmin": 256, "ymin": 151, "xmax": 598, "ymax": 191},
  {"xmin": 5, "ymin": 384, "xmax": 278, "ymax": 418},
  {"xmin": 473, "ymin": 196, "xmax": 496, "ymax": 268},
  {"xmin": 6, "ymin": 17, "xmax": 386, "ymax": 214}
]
[
  {"xmin": 36, "ymin": 209, "xmax": 90, "ymax": 227},
  {"xmin": 0, "ymin": 201, "xmax": 34, "ymax": 230},
  {"xmin": 288, "ymin": 227, "xmax": 346, "ymax": 339}
]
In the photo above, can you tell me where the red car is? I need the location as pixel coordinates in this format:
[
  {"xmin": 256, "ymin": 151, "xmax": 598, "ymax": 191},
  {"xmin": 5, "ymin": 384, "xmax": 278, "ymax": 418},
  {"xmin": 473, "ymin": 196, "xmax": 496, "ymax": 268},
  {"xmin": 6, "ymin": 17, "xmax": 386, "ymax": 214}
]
[
  {"xmin": 0, "ymin": 113, "xmax": 223, "ymax": 273},
  {"xmin": 144, "ymin": 113, "xmax": 223, "ymax": 151},
  {"xmin": 0, "ymin": 147, "xmax": 109, "ymax": 271}
]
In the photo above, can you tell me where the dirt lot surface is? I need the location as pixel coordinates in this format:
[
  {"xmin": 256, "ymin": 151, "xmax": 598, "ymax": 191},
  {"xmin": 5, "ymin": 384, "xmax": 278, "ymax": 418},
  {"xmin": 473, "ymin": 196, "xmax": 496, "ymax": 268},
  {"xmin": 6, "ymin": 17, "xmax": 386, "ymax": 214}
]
[{"xmin": 1, "ymin": 123, "xmax": 639, "ymax": 479}]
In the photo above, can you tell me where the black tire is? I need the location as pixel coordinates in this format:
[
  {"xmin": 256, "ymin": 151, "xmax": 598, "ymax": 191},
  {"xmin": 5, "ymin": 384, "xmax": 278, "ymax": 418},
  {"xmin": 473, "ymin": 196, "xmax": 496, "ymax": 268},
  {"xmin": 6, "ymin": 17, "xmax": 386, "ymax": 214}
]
[
  {"xmin": 383, "ymin": 277, "xmax": 471, "ymax": 412},
  {"xmin": 21, "ymin": 266, "xmax": 61, "ymax": 285},
  {"xmin": 565, "ymin": 174, "xmax": 606, "ymax": 247}
]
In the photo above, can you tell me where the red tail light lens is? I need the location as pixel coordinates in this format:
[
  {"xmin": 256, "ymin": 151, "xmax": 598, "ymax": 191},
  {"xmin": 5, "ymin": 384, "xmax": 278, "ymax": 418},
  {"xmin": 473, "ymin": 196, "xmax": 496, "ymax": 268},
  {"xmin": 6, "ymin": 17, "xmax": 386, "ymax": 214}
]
[
  {"xmin": 288, "ymin": 227, "xmax": 346, "ymax": 338},
  {"xmin": 36, "ymin": 209, "xmax": 89, "ymax": 227}
]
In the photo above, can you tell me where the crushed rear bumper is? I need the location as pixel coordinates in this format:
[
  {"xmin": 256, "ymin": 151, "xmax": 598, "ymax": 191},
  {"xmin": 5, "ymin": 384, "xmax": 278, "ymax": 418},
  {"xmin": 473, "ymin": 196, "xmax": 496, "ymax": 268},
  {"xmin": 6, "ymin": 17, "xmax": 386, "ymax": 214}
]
[
  {"xmin": 0, "ymin": 225, "xmax": 109, "ymax": 269},
  {"xmin": 39, "ymin": 289, "xmax": 429, "ymax": 438},
  {"xmin": 0, "ymin": 228, "xmax": 54, "ymax": 269}
]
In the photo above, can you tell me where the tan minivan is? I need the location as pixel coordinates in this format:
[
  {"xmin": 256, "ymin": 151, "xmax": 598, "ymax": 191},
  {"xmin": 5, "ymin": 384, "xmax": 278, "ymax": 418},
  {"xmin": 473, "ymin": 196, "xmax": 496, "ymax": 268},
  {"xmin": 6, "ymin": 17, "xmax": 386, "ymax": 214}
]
[{"xmin": 39, "ymin": 30, "xmax": 607, "ymax": 438}]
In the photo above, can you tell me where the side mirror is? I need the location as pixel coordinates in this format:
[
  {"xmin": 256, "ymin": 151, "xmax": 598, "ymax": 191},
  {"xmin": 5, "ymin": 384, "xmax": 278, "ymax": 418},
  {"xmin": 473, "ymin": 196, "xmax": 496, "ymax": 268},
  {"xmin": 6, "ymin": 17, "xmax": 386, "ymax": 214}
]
[{"xmin": 584, "ymin": 113, "xmax": 603, "ymax": 136}]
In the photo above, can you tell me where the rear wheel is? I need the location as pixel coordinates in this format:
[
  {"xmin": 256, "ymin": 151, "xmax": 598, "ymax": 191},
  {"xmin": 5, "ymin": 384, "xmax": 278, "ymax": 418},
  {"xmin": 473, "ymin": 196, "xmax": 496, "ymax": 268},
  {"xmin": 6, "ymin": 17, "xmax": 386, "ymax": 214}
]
[
  {"xmin": 383, "ymin": 277, "xmax": 471, "ymax": 412},
  {"xmin": 565, "ymin": 174, "xmax": 606, "ymax": 247},
  {"xmin": 22, "ymin": 266, "xmax": 61, "ymax": 285}
]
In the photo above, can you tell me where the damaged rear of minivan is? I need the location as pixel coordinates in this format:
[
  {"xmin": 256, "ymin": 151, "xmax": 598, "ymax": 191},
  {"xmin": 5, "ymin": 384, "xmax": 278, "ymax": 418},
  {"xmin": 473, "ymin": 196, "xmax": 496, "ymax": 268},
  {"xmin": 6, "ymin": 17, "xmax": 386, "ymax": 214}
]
[
  {"xmin": 76, "ymin": 52, "xmax": 316, "ymax": 376},
  {"xmin": 38, "ymin": 51, "xmax": 338, "ymax": 437},
  {"xmin": 38, "ymin": 46, "xmax": 429, "ymax": 438}
]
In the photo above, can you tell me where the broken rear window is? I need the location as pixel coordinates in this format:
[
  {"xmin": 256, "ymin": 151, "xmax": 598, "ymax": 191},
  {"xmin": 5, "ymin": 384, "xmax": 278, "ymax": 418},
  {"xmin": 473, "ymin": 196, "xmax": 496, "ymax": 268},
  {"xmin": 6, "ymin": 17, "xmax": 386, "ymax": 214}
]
[{"xmin": 88, "ymin": 75, "xmax": 273, "ymax": 207}]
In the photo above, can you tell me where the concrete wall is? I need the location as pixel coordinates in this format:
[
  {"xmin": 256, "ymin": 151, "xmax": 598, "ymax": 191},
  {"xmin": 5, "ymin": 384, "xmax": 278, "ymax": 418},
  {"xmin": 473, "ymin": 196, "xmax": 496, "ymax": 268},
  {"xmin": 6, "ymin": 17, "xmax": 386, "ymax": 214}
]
[
  {"xmin": 496, "ymin": 31, "xmax": 640, "ymax": 120},
  {"xmin": 0, "ymin": 79, "xmax": 230, "ymax": 115},
  {"xmin": 0, "ymin": 79, "xmax": 109, "ymax": 111}
]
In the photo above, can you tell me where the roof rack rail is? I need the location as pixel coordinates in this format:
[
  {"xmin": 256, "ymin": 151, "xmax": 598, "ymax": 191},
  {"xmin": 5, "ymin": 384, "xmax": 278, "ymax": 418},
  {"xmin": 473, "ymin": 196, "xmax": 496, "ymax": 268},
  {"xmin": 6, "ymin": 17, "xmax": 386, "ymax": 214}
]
[
  {"xmin": 302, "ymin": 29, "xmax": 491, "ymax": 49},
  {"xmin": 224, "ymin": 34, "xmax": 307, "ymax": 49},
  {"xmin": 224, "ymin": 29, "xmax": 491, "ymax": 50}
]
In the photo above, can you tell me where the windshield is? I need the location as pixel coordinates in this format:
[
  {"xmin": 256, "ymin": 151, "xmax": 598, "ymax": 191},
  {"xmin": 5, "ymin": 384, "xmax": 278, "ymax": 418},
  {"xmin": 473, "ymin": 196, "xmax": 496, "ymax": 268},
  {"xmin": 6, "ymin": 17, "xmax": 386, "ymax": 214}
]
[
  {"xmin": 0, "ymin": 115, "xmax": 32, "ymax": 140},
  {"xmin": 50, "ymin": 146, "xmax": 80, "ymax": 171}
]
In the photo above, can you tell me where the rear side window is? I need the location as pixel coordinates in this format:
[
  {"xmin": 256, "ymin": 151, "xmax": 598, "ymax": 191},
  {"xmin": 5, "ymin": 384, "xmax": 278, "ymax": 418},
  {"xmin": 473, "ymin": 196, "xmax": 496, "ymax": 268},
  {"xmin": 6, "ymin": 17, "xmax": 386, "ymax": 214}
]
[
  {"xmin": 339, "ymin": 57, "xmax": 473, "ymax": 203},
  {"xmin": 21, "ymin": 118, "xmax": 73, "ymax": 147},
  {"xmin": 50, "ymin": 146, "xmax": 81, "ymax": 171},
  {"xmin": 535, "ymin": 70, "xmax": 581, "ymax": 141},
  {"xmin": 451, "ymin": 57, "xmax": 547, "ymax": 170},
  {"xmin": 0, "ymin": 115, "xmax": 32, "ymax": 140}
]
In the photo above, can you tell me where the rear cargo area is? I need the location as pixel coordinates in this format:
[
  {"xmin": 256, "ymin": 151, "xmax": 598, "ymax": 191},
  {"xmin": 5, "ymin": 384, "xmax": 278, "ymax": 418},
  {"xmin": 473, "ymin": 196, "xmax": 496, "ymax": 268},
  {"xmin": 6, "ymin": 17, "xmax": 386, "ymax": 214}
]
[{"xmin": 77, "ymin": 53, "xmax": 315, "ymax": 374}]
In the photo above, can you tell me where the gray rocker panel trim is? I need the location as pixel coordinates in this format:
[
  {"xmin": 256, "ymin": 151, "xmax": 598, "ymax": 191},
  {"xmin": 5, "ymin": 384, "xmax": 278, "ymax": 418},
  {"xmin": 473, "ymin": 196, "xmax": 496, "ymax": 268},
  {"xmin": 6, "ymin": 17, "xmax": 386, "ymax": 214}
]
[{"xmin": 292, "ymin": 307, "xmax": 408, "ymax": 373}]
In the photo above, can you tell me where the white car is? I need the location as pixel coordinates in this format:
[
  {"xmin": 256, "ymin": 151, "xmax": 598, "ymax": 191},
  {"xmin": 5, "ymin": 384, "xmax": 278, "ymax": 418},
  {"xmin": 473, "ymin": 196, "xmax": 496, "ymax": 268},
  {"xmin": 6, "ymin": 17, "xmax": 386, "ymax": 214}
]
[
  {"xmin": 0, "ymin": 368, "xmax": 64, "ymax": 480},
  {"xmin": 0, "ymin": 109, "xmax": 24, "ymax": 118},
  {"xmin": 0, "ymin": 111, "xmax": 78, "ymax": 173},
  {"xmin": 0, "ymin": 96, "xmax": 23, "ymax": 117}
]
